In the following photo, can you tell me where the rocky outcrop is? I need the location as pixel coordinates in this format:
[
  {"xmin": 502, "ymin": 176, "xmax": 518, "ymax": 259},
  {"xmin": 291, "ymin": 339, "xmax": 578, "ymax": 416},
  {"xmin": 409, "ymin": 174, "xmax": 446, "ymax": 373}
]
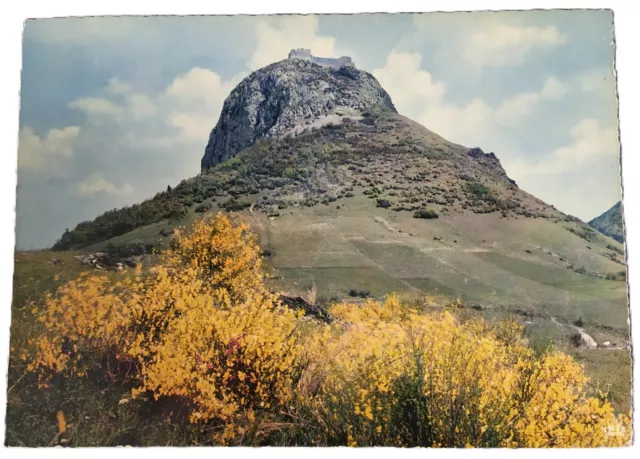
[
  {"xmin": 278, "ymin": 295, "xmax": 333, "ymax": 323},
  {"xmin": 467, "ymin": 147, "xmax": 517, "ymax": 186},
  {"xmin": 589, "ymin": 201, "xmax": 625, "ymax": 243},
  {"xmin": 74, "ymin": 253, "xmax": 137, "ymax": 271},
  {"xmin": 201, "ymin": 57, "xmax": 396, "ymax": 170}
]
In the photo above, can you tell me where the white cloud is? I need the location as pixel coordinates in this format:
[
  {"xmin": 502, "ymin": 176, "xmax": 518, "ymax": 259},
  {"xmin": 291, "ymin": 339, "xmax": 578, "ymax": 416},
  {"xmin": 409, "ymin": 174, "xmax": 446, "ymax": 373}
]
[
  {"xmin": 373, "ymin": 51, "xmax": 567, "ymax": 148},
  {"xmin": 577, "ymin": 67, "xmax": 618, "ymax": 111},
  {"xmin": 68, "ymin": 97, "xmax": 124, "ymax": 118},
  {"xmin": 372, "ymin": 52, "xmax": 446, "ymax": 115},
  {"xmin": 16, "ymin": 13, "xmax": 622, "ymax": 249},
  {"xmin": 162, "ymin": 67, "xmax": 244, "ymax": 143},
  {"xmin": 73, "ymin": 173, "xmax": 133, "ymax": 197},
  {"xmin": 18, "ymin": 125, "xmax": 80, "ymax": 170},
  {"xmin": 493, "ymin": 77, "xmax": 567, "ymax": 125},
  {"xmin": 164, "ymin": 67, "xmax": 230, "ymax": 105},
  {"xmin": 18, "ymin": 65, "xmax": 246, "ymax": 247},
  {"xmin": 581, "ymin": 73, "xmax": 609, "ymax": 94},
  {"xmin": 106, "ymin": 78, "xmax": 134, "ymax": 95},
  {"xmin": 67, "ymin": 67, "xmax": 242, "ymax": 149},
  {"xmin": 248, "ymin": 16, "xmax": 336, "ymax": 70},
  {"xmin": 410, "ymin": 15, "xmax": 568, "ymax": 69},
  {"xmin": 513, "ymin": 119, "xmax": 619, "ymax": 176},
  {"xmin": 462, "ymin": 23, "xmax": 567, "ymax": 68},
  {"xmin": 127, "ymin": 94, "xmax": 158, "ymax": 120}
]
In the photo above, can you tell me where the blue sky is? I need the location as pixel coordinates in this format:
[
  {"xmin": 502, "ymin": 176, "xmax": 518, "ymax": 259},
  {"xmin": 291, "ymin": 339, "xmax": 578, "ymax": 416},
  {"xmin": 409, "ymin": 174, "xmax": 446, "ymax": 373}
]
[{"xmin": 15, "ymin": 11, "xmax": 620, "ymax": 249}]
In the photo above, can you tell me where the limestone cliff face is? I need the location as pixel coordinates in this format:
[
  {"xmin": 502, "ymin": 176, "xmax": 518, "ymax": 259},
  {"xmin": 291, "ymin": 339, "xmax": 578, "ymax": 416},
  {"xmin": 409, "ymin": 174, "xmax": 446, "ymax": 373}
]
[{"xmin": 201, "ymin": 58, "xmax": 396, "ymax": 170}]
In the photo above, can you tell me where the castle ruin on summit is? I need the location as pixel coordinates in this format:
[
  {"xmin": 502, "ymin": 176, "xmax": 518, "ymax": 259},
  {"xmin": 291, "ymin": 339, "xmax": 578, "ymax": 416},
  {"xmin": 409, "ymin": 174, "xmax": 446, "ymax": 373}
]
[{"xmin": 287, "ymin": 49, "xmax": 355, "ymax": 70}]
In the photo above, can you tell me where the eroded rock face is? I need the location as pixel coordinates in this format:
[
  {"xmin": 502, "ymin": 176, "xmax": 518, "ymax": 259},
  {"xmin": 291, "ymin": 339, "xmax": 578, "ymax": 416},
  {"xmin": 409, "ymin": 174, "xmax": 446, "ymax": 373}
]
[
  {"xmin": 201, "ymin": 58, "xmax": 396, "ymax": 170},
  {"xmin": 467, "ymin": 147, "xmax": 517, "ymax": 186}
]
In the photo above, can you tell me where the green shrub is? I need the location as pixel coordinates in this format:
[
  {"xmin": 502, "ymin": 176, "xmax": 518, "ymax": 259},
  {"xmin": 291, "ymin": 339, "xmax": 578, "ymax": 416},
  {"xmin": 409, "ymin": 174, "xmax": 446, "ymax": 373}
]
[
  {"xmin": 605, "ymin": 270, "xmax": 627, "ymax": 281},
  {"xmin": 413, "ymin": 209, "xmax": 439, "ymax": 219},
  {"xmin": 348, "ymin": 288, "xmax": 371, "ymax": 298},
  {"xmin": 376, "ymin": 199, "xmax": 393, "ymax": 209},
  {"xmin": 222, "ymin": 198, "xmax": 251, "ymax": 212},
  {"xmin": 195, "ymin": 203, "xmax": 211, "ymax": 213}
]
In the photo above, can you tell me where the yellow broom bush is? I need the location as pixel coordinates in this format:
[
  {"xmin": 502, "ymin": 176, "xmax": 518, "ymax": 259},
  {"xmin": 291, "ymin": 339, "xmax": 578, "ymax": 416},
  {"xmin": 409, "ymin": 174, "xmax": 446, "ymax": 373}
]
[
  {"xmin": 25, "ymin": 214, "xmax": 303, "ymax": 443},
  {"xmin": 25, "ymin": 272, "xmax": 137, "ymax": 386},
  {"xmin": 21, "ymin": 213, "xmax": 631, "ymax": 447},
  {"xmin": 300, "ymin": 296, "xmax": 631, "ymax": 447}
]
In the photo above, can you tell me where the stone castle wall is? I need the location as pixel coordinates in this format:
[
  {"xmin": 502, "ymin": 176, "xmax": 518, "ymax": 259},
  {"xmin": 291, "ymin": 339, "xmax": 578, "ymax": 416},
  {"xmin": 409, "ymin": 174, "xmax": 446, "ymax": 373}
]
[{"xmin": 288, "ymin": 48, "xmax": 354, "ymax": 70}]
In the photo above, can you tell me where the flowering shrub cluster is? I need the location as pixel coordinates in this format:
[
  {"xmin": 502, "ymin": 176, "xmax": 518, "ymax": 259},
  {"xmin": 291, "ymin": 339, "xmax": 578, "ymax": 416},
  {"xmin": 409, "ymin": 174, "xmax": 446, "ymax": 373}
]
[
  {"xmin": 23, "ymin": 214, "xmax": 631, "ymax": 447},
  {"xmin": 26, "ymin": 215, "xmax": 302, "ymax": 443},
  {"xmin": 302, "ymin": 296, "xmax": 630, "ymax": 447}
]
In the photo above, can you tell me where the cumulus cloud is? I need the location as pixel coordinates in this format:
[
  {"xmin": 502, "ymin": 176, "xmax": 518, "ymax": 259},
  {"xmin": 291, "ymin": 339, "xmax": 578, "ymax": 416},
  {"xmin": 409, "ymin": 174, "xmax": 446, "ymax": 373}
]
[
  {"xmin": 462, "ymin": 23, "xmax": 568, "ymax": 68},
  {"xmin": 67, "ymin": 67, "xmax": 241, "ymax": 150},
  {"xmin": 162, "ymin": 68, "xmax": 244, "ymax": 143},
  {"xmin": 372, "ymin": 52, "xmax": 446, "ymax": 115},
  {"xmin": 373, "ymin": 51, "xmax": 567, "ymax": 148},
  {"xmin": 249, "ymin": 16, "xmax": 336, "ymax": 70},
  {"xmin": 73, "ymin": 173, "xmax": 133, "ymax": 197},
  {"xmin": 511, "ymin": 119, "xmax": 619, "ymax": 176},
  {"xmin": 410, "ymin": 14, "xmax": 568, "ymax": 70},
  {"xmin": 106, "ymin": 78, "xmax": 134, "ymax": 95},
  {"xmin": 576, "ymin": 67, "xmax": 618, "ymax": 112},
  {"xmin": 68, "ymin": 97, "xmax": 124, "ymax": 118},
  {"xmin": 370, "ymin": 48, "xmax": 621, "ymax": 223},
  {"xmin": 493, "ymin": 77, "xmax": 567, "ymax": 125},
  {"xmin": 551, "ymin": 119, "xmax": 619, "ymax": 169},
  {"xmin": 501, "ymin": 117, "xmax": 621, "ymax": 221},
  {"xmin": 18, "ymin": 125, "xmax": 80, "ymax": 170}
]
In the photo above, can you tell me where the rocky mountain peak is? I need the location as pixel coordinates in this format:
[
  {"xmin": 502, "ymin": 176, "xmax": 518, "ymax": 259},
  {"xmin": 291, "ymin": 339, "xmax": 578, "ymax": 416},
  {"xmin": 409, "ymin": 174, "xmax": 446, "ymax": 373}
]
[{"xmin": 201, "ymin": 53, "xmax": 396, "ymax": 170}]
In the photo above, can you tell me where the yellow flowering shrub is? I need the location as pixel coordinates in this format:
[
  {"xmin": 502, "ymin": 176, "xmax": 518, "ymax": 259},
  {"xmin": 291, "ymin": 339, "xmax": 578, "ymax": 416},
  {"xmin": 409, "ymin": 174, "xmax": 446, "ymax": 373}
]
[
  {"xmin": 25, "ymin": 272, "xmax": 137, "ymax": 386},
  {"xmin": 129, "ymin": 279, "xmax": 302, "ymax": 443},
  {"xmin": 512, "ymin": 351, "xmax": 630, "ymax": 447},
  {"xmin": 127, "ymin": 216, "xmax": 303, "ymax": 443},
  {"xmin": 21, "ymin": 214, "xmax": 631, "ymax": 447},
  {"xmin": 24, "ymin": 214, "xmax": 303, "ymax": 443},
  {"xmin": 165, "ymin": 215, "xmax": 264, "ymax": 300},
  {"xmin": 300, "ymin": 297, "xmax": 631, "ymax": 447}
]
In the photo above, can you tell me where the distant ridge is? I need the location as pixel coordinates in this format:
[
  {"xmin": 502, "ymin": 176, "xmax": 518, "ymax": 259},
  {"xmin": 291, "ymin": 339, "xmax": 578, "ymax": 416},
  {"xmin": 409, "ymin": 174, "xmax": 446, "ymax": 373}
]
[{"xmin": 589, "ymin": 201, "xmax": 625, "ymax": 243}]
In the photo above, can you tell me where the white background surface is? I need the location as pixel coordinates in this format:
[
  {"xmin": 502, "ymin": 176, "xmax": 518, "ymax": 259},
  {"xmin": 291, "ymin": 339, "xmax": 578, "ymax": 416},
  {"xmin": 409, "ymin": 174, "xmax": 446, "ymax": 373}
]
[{"xmin": 0, "ymin": 1, "xmax": 637, "ymax": 457}]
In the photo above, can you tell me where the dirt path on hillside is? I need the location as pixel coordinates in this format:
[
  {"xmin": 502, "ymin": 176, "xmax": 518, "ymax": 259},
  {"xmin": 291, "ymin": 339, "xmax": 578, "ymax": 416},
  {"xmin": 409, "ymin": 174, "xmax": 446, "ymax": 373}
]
[
  {"xmin": 374, "ymin": 216, "xmax": 399, "ymax": 233},
  {"xmin": 249, "ymin": 203, "xmax": 264, "ymax": 230},
  {"xmin": 550, "ymin": 316, "xmax": 627, "ymax": 350},
  {"xmin": 328, "ymin": 222, "xmax": 419, "ymax": 292}
]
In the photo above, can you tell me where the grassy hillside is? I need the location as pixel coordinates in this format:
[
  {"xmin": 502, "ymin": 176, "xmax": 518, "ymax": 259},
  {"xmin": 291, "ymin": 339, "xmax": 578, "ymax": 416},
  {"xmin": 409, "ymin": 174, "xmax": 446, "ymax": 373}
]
[
  {"xmin": 76, "ymin": 174, "xmax": 628, "ymax": 338},
  {"xmin": 54, "ymin": 108, "xmax": 560, "ymax": 251}
]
